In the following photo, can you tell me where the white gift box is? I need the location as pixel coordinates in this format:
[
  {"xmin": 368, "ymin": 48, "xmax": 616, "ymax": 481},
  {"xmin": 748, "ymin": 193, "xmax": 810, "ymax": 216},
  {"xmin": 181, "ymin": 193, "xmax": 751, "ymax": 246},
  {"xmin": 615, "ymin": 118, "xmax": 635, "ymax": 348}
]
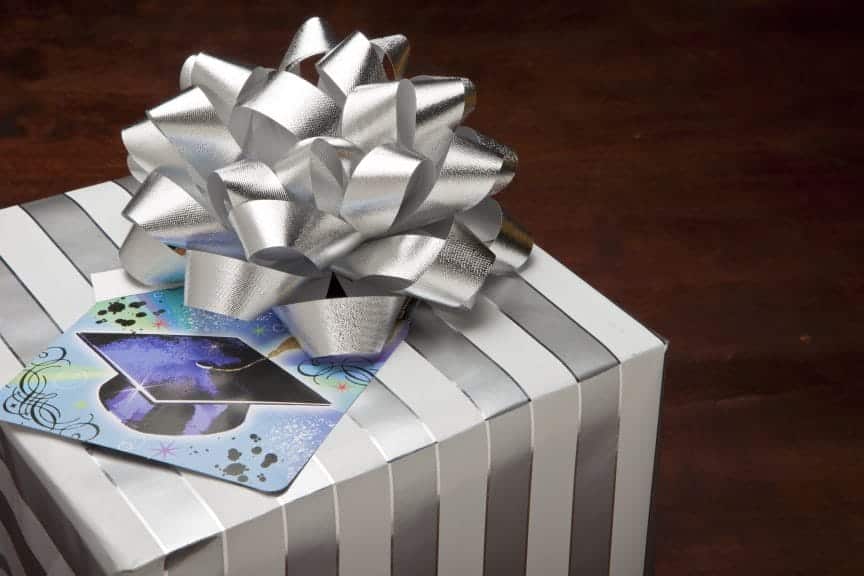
[{"xmin": 0, "ymin": 180, "xmax": 665, "ymax": 576}]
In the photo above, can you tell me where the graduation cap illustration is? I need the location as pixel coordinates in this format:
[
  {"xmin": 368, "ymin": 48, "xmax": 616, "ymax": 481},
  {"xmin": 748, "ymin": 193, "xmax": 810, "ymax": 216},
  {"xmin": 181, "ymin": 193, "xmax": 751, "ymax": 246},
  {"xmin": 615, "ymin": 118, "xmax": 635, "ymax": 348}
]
[{"xmin": 77, "ymin": 332, "xmax": 329, "ymax": 436}]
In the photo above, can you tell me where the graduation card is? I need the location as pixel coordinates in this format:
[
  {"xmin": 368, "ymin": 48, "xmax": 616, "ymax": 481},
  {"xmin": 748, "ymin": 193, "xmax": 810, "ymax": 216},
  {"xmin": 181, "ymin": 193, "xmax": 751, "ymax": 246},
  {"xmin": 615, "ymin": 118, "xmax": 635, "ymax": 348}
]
[{"xmin": 0, "ymin": 287, "xmax": 403, "ymax": 492}]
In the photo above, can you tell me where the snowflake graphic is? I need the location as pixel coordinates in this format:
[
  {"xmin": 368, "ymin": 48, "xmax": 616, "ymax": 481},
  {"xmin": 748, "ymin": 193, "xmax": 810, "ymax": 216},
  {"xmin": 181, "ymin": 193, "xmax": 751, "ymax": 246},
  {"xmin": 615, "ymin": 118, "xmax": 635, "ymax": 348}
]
[{"xmin": 151, "ymin": 441, "xmax": 177, "ymax": 458}]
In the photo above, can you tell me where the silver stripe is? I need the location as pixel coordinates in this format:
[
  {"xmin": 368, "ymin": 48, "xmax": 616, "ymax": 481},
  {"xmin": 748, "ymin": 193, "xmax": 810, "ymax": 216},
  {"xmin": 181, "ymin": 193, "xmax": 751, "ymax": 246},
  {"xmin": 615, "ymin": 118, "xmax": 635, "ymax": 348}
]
[
  {"xmin": 282, "ymin": 483, "xmax": 339, "ymax": 576},
  {"xmin": 21, "ymin": 194, "xmax": 120, "ymax": 278},
  {"xmin": 64, "ymin": 183, "xmax": 133, "ymax": 247},
  {"xmin": 485, "ymin": 275, "xmax": 621, "ymax": 576},
  {"xmin": 387, "ymin": 449, "xmax": 437, "ymax": 576},
  {"xmin": 21, "ymin": 195, "xmax": 121, "ymax": 277},
  {"xmin": 407, "ymin": 304, "xmax": 531, "ymax": 576},
  {"xmin": 484, "ymin": 406, "xmax": 532, "ymax": 576},
  {"xmin": 568, "ymin": 367, "xmax": 619, "ymax": 576},
  {"xmin": 409, "ymin": 304, "xmax": 529, "ymax": 418},
  {"xmin": 484, "ymin": 275, "xmax": 618, "ymax": 379},
  {"xmin": 348, "ymin": 381, "xmax": 437, "ymax": 576},
  {"xmin": 0, "ymin": 258, "xmax": 61, "ymax": 362}
]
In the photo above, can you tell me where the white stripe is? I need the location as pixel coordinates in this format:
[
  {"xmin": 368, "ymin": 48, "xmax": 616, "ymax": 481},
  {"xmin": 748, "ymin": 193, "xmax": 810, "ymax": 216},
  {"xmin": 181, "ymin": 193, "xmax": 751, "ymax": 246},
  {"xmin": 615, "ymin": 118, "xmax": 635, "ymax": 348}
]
[
  {"xmin": 377, "ymin": 344, "xmax": 487, "ymax": 576},
  {"xmin": 520, "ymin": 247, "xmax": 666, "ymax": 576},
  {"xmin": 315, "ymin": 417, "xmax": 391, "ymax": 576},
  {"xmin": 435, "ymin": 297, "xmax": 580, "ymax": 576},
  {"xmin": 609, "ymin": 351, "xmax": 665, "ymax": 576},
  {"xmin": 64, "ymin": 182, "xmax": 133, "ymax": 246},
  {"xmin": 520, "ymin": 247, "xmax": 662, "ymax": 361},
  {"xmin": 0, "ymin": 207, "xmax": 93, "ymax": 329}
]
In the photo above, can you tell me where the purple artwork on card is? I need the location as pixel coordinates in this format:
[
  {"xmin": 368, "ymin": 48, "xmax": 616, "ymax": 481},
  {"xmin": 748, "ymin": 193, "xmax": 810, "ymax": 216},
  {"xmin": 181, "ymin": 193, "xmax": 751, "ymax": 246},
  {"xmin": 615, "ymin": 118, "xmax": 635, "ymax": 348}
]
[{"xmin": 78, "ymin": 332, "xmax": 329, "ymax": 436}]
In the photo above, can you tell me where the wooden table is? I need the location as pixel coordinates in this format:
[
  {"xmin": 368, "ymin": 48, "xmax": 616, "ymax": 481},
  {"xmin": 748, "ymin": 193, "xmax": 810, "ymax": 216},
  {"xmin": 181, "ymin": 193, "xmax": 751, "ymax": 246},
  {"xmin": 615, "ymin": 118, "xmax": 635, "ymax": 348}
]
[{"xmin": 1, "ymin": 1, "xmax": 862, "ymax": 574}]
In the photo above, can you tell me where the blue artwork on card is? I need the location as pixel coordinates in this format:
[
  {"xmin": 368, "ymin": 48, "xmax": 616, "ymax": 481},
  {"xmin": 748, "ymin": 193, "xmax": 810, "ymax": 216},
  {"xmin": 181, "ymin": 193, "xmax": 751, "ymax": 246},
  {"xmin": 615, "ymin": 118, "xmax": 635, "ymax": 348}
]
[{"xmin": 0, "ymin": 288, "xmax": 404, "ymax": 492}]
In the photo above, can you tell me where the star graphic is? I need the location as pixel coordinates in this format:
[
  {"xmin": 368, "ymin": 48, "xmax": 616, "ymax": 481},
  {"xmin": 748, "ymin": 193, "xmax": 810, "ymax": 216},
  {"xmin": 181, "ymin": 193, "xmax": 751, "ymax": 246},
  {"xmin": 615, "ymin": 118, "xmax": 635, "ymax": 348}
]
[
  {"xmin": 151, "ymin": 441, "xmax": 177, "ymax": 458},
  {"xmin": 154, "ymin": 319, "xmax": 167, "ymax": 329},
  {"xmin": 73, "ymin": 399, "xmax": 88, "ymax": 410},
  {"xmin": 337, "ymin": 382, "xmax": 347, "ymax": 391},
  {"xmin": 253, "ymin": 326, "xmax": 266, "ymax": 336}
]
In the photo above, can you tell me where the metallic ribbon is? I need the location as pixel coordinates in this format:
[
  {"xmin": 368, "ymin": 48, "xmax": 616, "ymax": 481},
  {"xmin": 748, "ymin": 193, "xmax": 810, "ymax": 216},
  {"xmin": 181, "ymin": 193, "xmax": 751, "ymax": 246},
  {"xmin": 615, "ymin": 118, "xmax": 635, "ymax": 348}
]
[{"xmin": 119, "ymin": 16, "xmax": 533, "ymax": 357}]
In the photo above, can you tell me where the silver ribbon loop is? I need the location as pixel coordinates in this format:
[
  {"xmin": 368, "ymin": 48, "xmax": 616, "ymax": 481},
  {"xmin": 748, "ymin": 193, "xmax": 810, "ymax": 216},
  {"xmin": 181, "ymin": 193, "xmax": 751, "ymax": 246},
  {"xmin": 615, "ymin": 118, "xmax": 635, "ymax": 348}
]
[
  {"xmin": 208, "ymin": 159, "xmax": 290, "ymax": 224},
  {"xmin": 117, "ymin": 17, "xmax": 533, "ymax": 358},
  {"xmin": 181, "ymin": 53, "xmax": 252, "ymax": 123},
  {"xmin": 120, "ymin": 226, "xmax": 186, "ymax": 286},
  {"xmin": 122, "ymin": 120, "xmax": 187, "ymax": 182},
  {"xmin": 231, "ymin": 71, "xmax": 341, "ymax": 165},
  {"xmin": 184, "ymin": 250, "xmax": 316, "ymax": 321},
  {"xmin": 341, "ymin": 144, "xmax": 434, "ymax": 236},
  {"xmin": 280, "ymin": 16, "xmax": 338, "ymax": 74},
  {"xmin": 124, "ymin": 170, "xmax": 227, "ymax": 250},
  {"xmin": 274, "ymin": 295, "xmax": 407, "ymax": 358},
  {"xmin": 412, "ymin": 76, "xmax": 476, "ymax": 163},
  {"xmin": 230, "ymin": 199, "xmax": 363, "ymax": 273},
  {"xmin": 316, "ymin": 31, "xmax": 387, "ymax": 105},
  {"xmin": 147, "ymin": 88, "xmax": 242, "ymax": 183},
  {"xmin": 341, "ymin": 80, "xmax": 415, "ymax": 152},
  {"xmin": 400, "ymin": 221, "xmax": 495, "ymax": 308},
  {"xmin": 458, "ymin": 198, "xmax": 532, "ymax": 273},
  {"xmin": 371, "ymin": 35, "xmax": 410, "ymax": 80},
  {"xmin": 334, "ymin": 232, "xmax": 448, "ymax": 290}
]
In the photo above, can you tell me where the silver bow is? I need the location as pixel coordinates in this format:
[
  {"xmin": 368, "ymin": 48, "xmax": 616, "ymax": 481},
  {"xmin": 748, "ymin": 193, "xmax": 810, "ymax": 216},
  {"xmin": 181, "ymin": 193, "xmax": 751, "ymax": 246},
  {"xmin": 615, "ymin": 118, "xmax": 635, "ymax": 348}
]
[{"xmin": 119, "ymin": 17, "xmax": 533, "ymax": 358}]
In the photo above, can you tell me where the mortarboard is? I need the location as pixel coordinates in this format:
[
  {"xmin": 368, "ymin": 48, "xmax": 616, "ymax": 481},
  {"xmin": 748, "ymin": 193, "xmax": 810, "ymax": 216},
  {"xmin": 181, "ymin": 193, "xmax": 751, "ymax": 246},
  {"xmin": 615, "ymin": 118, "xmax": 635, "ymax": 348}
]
[{"xmin": 78, "ymin": 332, "xmax": 329, "ymax": 436}]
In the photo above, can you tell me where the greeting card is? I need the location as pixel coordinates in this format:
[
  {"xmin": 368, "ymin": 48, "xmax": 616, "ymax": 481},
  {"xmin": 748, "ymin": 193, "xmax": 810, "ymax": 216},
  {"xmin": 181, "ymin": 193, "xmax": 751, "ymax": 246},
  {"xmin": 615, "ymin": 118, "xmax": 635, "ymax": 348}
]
[{"xmin": 1, "ymin": 287, "xmax": 402, "ymax": 492}]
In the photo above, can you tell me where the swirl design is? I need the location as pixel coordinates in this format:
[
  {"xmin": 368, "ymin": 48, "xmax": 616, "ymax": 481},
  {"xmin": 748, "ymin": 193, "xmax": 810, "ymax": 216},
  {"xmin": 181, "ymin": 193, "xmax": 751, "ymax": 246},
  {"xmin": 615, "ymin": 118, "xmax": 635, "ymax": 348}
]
[
  {"xmin": 3, "ymin": 347, "xmax": 100, "ymax": 441},
  {"xmin": 298, "ymin": 356, "xmax": 377, "ymax": 386}
]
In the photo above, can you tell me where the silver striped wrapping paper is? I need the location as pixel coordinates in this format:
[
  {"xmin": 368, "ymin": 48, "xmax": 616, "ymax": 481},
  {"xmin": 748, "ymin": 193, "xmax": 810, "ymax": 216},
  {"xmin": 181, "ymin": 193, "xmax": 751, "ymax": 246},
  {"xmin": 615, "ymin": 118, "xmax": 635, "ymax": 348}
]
[{"xmin": 0, "ymin": 181, "xmax": 666, "ymax": 576}]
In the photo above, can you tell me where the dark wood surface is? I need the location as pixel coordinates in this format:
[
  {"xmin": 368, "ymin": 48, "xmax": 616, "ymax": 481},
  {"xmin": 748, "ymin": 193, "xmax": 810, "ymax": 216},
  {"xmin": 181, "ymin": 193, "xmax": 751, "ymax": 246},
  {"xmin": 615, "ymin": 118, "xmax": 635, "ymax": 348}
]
[{"xmin": 1, "ymin": 1, "xmax": 862, "ymax": 574}]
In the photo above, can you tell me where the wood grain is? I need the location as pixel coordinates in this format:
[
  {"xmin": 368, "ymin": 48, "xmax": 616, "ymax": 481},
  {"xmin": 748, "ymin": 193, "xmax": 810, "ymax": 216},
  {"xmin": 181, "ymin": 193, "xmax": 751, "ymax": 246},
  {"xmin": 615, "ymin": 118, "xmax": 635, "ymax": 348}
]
[{"xmin": 1, "ymin": 1, "xmax": 863, "ymax": 574}]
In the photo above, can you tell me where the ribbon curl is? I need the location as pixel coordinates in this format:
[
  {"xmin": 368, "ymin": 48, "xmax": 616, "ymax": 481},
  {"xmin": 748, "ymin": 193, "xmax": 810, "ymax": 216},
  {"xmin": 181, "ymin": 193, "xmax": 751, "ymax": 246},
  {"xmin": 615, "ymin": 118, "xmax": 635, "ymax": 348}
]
[{"xmin": 119, "ymin": 17, "xmax": 533, "ymax": 358}]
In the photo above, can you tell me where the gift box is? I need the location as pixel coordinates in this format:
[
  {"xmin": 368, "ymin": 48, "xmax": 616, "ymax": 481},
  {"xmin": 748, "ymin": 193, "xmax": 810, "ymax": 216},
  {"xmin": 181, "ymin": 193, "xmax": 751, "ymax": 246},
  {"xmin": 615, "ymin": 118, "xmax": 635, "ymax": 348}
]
[
  {"xmin": 1, "ymin": 16, "xmax": 666, "ymax": 575},
  {"xmin": 0, "ymin": 179, "xmax": 665, "ymax": 576}
]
